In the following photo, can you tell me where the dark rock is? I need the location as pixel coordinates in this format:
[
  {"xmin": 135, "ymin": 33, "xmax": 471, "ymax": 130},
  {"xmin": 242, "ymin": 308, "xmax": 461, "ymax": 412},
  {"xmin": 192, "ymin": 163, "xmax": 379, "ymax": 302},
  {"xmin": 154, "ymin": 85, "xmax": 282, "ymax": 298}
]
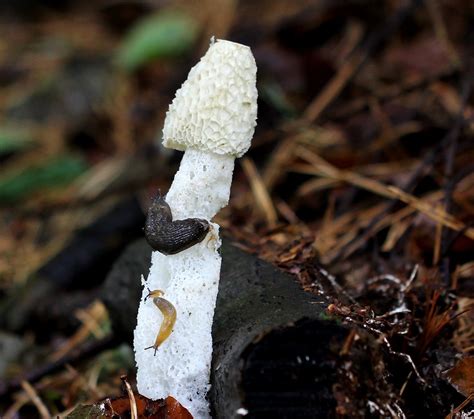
[
  {"xmin": 101, "ymin": 239, "xmax": 151, "ymax": 342},
  {"xmin": 211, "ymin": 241, "xmax": 347, "ymax": 418}
]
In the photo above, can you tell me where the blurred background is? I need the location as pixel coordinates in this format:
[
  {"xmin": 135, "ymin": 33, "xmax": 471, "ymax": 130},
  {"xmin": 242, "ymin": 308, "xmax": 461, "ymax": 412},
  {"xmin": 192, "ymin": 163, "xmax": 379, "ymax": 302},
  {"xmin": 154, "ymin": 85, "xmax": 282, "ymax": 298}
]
[{"xmin": 0, "ymin": 0, "xmax": 473, "ymax": 417}]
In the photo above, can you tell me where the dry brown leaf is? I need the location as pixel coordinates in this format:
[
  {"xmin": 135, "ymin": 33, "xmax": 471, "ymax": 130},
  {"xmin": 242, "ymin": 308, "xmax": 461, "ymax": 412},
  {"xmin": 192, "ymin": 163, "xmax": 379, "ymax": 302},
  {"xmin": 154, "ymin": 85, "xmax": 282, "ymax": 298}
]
[
  {"xmin": 86, "ymin": 394, "xmax": 193, "ymax": 419},
  {"xmin": 241, "ymin": 157, "xmax": 278, "ymax": 228},
  {"xmin": 446, "ymin": 357, "xmax": 474, "ymax": 398},
  {"xmin": 296, "ymin": 147, "xmax": 474, "ymax": 240}
]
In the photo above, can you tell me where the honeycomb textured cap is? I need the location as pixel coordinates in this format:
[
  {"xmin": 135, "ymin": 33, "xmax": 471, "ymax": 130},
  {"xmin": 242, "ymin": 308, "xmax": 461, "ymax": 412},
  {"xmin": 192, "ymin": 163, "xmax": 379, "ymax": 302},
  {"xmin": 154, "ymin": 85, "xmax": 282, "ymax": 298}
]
[{"xmin": 162, "ymin": 39, "xmax": 257, "ymax": 157}]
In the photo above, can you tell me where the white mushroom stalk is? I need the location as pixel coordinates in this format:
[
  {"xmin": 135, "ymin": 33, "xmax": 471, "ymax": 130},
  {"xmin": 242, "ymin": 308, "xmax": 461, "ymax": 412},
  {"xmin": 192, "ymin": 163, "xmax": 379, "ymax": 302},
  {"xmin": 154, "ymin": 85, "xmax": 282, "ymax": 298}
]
[{"xmin": 133, "ymin": 39, "xmax": 257, "ymax": 418}]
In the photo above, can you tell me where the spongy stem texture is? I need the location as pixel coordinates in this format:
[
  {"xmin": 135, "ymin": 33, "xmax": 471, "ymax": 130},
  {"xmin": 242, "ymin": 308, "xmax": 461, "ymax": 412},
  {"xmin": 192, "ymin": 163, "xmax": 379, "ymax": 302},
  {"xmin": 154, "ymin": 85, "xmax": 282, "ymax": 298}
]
[{"xmin": 134, "ymin": 149, "xmax": 235, "ymax": 418}]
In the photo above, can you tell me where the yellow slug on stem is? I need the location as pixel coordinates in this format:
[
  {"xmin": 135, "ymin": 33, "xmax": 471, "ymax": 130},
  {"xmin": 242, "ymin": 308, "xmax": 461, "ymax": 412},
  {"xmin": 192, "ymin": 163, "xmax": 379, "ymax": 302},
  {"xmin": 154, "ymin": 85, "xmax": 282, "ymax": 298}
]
[{"xmin": 144, "ymin": 289, "xmax": 177, "ymax": 355}]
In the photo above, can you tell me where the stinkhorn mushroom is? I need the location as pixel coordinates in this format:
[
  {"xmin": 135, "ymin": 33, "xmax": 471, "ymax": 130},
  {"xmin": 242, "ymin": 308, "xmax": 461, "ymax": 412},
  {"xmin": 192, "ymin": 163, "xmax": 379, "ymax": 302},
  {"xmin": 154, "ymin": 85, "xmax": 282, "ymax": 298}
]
[{"xmin": 133, "ymin": 39, "xmax": 257, "ymax": 418}]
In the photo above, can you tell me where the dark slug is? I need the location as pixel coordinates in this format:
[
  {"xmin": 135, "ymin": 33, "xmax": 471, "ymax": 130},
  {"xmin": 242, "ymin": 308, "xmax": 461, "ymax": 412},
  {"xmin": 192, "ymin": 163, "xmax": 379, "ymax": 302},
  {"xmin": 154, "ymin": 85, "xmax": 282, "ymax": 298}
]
[{"xmin": 144, "ymin": 192, "xmax": 210, "ymax": 255}]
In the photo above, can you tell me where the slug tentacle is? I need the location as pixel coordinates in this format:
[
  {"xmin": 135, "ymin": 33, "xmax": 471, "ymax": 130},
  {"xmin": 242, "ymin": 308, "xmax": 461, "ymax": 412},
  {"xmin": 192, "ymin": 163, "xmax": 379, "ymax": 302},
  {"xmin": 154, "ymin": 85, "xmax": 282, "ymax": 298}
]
[
  {"xmin": 144, "ymin": 289, "xmax": 177, "ymax": 355},
  {"xmin": 144, "ymin": 194, "xmax": 210, "ymax": 255}
]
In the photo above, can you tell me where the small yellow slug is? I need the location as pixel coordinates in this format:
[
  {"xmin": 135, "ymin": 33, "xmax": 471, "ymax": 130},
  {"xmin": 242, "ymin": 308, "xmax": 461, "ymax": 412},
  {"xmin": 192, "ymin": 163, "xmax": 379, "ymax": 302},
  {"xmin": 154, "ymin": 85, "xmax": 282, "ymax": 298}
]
[{"xmin": 144, "ymin": 289, "xmax": 177, "ymax": 355}]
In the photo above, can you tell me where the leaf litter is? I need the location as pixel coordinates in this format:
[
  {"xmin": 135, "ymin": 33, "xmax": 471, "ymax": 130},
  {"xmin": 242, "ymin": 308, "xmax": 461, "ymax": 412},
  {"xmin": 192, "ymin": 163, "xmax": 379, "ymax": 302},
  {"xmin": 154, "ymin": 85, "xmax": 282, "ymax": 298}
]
[{"xmin": 0, "ymin": 0, "xmax": 473, "ymax": 417}]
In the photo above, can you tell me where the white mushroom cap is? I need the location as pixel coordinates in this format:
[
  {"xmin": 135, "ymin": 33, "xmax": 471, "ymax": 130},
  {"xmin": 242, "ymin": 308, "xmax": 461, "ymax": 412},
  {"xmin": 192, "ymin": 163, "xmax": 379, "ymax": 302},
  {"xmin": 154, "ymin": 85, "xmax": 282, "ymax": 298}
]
[{"xmin": 162, "ymin": 39, "xmax": 258, "ymax": 157}]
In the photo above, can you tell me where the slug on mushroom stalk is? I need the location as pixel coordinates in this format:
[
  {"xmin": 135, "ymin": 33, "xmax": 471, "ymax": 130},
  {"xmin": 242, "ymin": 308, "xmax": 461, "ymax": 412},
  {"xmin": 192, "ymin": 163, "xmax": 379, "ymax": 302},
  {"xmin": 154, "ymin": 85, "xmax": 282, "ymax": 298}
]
[
  {"xmin": 133, "ymin": 39, "xmax": 257, "ymax": 419},
  {"xmin": 144, "ymin": 192, "xmax": 210, "ymax": 255},
  {"xmin": 143, "ymin": 288, "xmax": 177, "ymax": 355}
]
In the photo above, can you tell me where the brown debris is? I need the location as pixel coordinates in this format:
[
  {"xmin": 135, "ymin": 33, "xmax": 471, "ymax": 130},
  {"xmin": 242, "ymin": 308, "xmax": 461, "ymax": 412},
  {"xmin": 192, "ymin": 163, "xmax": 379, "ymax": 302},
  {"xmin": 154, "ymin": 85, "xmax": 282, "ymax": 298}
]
[
  {"xmin": 0, "ymin": 0, "xmax": 473, "ymax": 417},
  {"xmin": 446, "ymin": 357, "xmax": 474, "ymax": 398},
  {"xmin": 98, "ymin": 393, "xmax": 192, "ymax": 419}
]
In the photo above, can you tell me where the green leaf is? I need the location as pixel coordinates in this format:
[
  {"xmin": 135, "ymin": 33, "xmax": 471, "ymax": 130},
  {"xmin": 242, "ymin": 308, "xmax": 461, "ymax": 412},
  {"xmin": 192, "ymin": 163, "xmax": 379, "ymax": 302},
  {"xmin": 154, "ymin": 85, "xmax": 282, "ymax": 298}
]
[
  {"xmin": 66, "ymin": 404, "xmax": 105, "ymax": 419},
  {"xmin": 0, "ymin": 127, "xmax": 34, "ymax": 155},
  {"xmin": 93, "ymin": 344, "xmax": 134, "ymax": 382},
  {"xmin": 117, "ymin": 11, "xmax": 199, "ymax": 71},
  {"xmin": 0, "ymin": 155, "xmax": 88, "ymax": 203},
  {"xmin": 260, "ymin": 81, "xmax": 298, "ymax": 118}
]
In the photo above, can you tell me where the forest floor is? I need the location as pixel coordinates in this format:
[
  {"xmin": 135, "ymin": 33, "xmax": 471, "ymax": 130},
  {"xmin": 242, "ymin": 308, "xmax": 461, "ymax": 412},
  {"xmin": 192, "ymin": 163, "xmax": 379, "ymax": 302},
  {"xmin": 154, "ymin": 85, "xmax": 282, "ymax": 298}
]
[{"xmin": 0, "ymin": 0, "xmax": 473, "ymax": 417}]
